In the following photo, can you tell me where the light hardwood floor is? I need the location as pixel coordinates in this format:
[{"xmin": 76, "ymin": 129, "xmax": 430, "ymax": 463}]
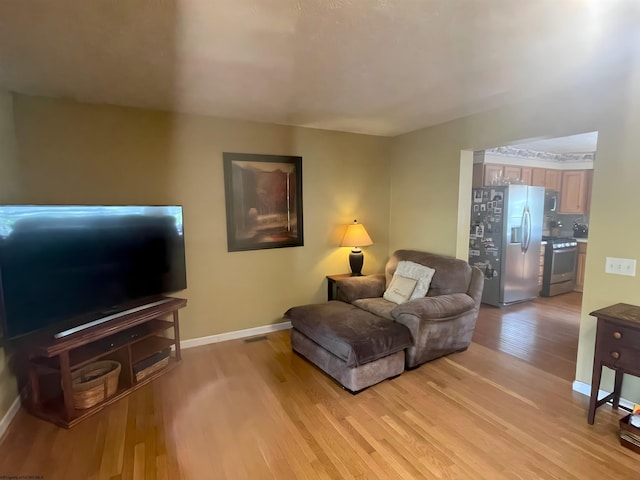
[
  {"xmin": 473, "ymin": 292, "xmax": 582, "ymax": 382},
  {"xmin": 1, "ymin": 294, "xmax": 637, "ymax": 479}
]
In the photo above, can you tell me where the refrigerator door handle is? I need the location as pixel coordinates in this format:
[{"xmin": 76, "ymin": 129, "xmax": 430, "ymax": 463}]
[
  {"xmin": 522, "ymin": 207, "xmax": 532, "ymax": 254},
  {"xmin": 520, "ymin": 211, "xmax": 526, "ymax": 253}
]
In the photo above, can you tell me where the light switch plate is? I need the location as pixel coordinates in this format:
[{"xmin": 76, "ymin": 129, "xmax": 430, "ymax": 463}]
[{"xmin": 605, "ymin": 257, "xmax": 637, "ymax": 276}]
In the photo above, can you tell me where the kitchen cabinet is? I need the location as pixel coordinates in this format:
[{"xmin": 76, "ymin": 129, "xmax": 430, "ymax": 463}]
[
  {"xmin": 560, "ymin": 170, "xmax": 589, "ymax": 214},
  {"xmin": 480, "ymin": 164, "xmax": 530, "ymax": 186},
  {"xmin": 545, "ymin": 170, "xmax": 562, "ymax": 191},
  {"xmin": 472, "ymin": 163, "xmax": 484, "ymax": 188},
  {"xmin": 531, "ymin": 168, "xmax": 562, "ymax": 190},
  {"xmin": 584, "ymin": 169, "xmax": 594, "ymax": 215},
  {"xmin": 483, "ymin": 164, "xmax": 504, "ymax": 186},
  {"xmin": 503, "ymin": 166, "xmax": 522, "ymax": 183},
  {"xmin": 475, "ymin": 164, "xmax": 592, "ymax": 208},
  {"xmin": 575, "ymin": 242, "xmax": 587, "ymax": 292},
  {"xmin": 531, "ymin": 168, "xmax": 546, "ymax": 187}
]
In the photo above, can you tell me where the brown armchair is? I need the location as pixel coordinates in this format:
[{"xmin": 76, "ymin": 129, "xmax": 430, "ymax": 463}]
[{"xmin": 335, "ymin": 250, "xmax": 484, "ymax": 368}]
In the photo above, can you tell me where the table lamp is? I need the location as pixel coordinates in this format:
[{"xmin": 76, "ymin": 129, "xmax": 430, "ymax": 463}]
[{"xmin": 340, "ymin": 220, "xmax": 373, "ymax": 276}]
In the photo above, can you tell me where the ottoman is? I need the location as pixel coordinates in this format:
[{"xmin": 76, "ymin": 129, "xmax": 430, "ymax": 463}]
[{"xmin": 284, "ymin": 301, "xmax": 413, "ymax": 393}]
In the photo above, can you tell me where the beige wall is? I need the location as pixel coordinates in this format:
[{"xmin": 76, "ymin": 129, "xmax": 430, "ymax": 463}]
[
  {"xmin": 11, "ymin": 95, "xmax": 391, "ymax": 341},
  {"xmin": 7, "ymin": 61, "xmax": 640, "ymax": 420},
  {"xmin": 0, "ymin": 92, "xmax": 20, "ymax": 421},
  {"xmin": 389, "ymin": 68, "xmax": 640, "ymax": 402}
]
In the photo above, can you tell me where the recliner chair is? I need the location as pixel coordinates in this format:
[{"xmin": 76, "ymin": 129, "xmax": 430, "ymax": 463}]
[{"xmin": 334, "ymin": 250, "xmax": 484, "ymax": 368}]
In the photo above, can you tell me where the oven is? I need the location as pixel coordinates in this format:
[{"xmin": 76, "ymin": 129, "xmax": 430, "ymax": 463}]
[{"xmin": 540, "ymin": 237, "xmax": 578, "ymax": 296}]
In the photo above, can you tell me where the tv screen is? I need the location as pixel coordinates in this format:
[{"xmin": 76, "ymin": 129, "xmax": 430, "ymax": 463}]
[{"xmin": 0, "ymin": 205, "xmax": 187, "ymax": 341}]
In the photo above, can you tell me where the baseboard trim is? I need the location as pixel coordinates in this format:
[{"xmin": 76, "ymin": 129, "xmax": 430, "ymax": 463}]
[
  {"xmin": 180, "ymin": 321, "xmax": 292, "ymax": 350},
  {"xmin": 0, "ymin": 395, "xmax": 20, "ymax": 441},
  {"xmin": 572, "ymin": 380, "xmax": 635, "ymax": 411}
]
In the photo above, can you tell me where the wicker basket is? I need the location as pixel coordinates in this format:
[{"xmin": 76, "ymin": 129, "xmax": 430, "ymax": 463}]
[
  {"xmin": 71, "ymin": 360, "xmax": 121, "ymax": 410},
  {"xmin": 135, "ymin": 356, "xmax": 169, "ymax": 382}
]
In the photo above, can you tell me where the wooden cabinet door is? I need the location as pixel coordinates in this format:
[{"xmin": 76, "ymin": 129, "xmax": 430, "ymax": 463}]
[
  {"xmin": 531, "ymin": 168, "xmax": 546, "ymax": 187},
  {"xmin": 483, "ymin": 164, "xmax": 504, "ymax": 186},
  {"xmin": 545, "ymin": 170, "xmax": 562, "ymax": 191},
  {"xmin": 520, "ymin": 167, "xmax": 533, "ymax": 185},
  {"xmin": 584, "ymin": 169, "xmax": 594, "ymax": 215},
  {"xmin": 472, "ymin": 163, "xmax": 484, "ymax": 188},
  {"xmin": 560, "ymin": 170, "xmax": 587, "ymax": 214},
  {"xmin": 503, "ymin": 166, "xmax": 521, "ymax": 183},
  {"xmin": 575, "ymin": 243, "xmax": 587, "ymax": 292}
]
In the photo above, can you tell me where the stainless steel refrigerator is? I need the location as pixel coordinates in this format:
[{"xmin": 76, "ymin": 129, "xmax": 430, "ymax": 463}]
[{"xmin": 469, "ymin": 185, "xmax": 544, "ymax": 307}]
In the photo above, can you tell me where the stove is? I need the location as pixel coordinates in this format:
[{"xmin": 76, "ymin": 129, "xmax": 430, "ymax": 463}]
[{"xmin": 541, "ymin": 236, "xmax": 578, "ymax": 296}]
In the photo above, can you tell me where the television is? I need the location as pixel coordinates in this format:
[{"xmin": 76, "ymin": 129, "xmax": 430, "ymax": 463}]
[{"xmin": 0, "ymin": 205, "xmax": 187, "ymax": 342}]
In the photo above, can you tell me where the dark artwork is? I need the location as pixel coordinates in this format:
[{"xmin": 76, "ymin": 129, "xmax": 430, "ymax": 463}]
[{"xmin": 223, "ymin": 153, "xmax": 303, "ymax": 252}]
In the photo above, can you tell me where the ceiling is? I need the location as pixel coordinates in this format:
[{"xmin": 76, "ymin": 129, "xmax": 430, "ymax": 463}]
[{"xmin": 0, "ymin": 1, "xmax": 639, "ymax": 136}]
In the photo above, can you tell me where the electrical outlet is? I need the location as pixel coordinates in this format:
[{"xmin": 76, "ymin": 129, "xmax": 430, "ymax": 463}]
[{"xmin": 605, "ymin": 257, "xmax": 637, "ymax": 276}]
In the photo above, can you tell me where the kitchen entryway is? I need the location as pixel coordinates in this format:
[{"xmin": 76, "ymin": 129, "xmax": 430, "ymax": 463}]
[
  {"xmin": 470, "ymin": 132, "xmax": 596, "ymax": 306},
  {"xmin": 468, "ymin": 133, "xmax": 596, "ymax": 383}
]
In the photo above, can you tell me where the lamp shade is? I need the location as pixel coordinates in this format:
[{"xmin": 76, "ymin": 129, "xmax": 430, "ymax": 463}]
[{"xmin": 340, "ymin": 220, "xmax": 373, "ymax": 248}]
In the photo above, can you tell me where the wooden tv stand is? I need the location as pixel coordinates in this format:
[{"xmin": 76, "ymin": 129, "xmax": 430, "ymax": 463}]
[{"xmin": 20, "ymin": 296, "xmax": 186, "ymax": 428}]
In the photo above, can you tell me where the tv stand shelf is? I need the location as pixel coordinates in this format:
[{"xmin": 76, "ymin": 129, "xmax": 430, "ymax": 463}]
[{"xmin": 21, "ymin": 296, "xmax": 187, "ymax": 428}]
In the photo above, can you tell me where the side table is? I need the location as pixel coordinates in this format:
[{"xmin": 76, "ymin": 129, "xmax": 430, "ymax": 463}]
[
  {"xmin": 588, "ymin": 303, "xmax": 640, "ymax": 424},
  {"xmin": 326, "ymin": 273, "xmax": 354, "ymax": 301}
]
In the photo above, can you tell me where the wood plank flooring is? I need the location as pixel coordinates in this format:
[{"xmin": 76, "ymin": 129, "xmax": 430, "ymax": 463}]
[
  {"xmin": 473, "ymin": 292, "xmax": 582, "ymax": 381},
  {"xmin": 1, "ymin": 293, "xmax": 637, "ymax": 479}
]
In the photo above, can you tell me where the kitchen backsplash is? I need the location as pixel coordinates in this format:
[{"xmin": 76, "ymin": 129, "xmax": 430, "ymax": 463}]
[{"xmin": 543, "ymin": 213, "xmax": 589, "ymax": 238}]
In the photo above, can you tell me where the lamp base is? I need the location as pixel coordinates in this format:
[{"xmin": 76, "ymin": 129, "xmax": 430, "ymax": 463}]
[{"xmin": 349, "ymin": 249, "xmax": 364, "ymax": 276}]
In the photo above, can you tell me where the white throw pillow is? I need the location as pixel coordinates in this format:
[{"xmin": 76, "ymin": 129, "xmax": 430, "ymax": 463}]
[
  {"xmin": 395, "ymin": 260, "xmax": 435, "ymax": 300},
  {"xmin": 383, "ymin": 274, "xmax": 418, "ymax": 304}
]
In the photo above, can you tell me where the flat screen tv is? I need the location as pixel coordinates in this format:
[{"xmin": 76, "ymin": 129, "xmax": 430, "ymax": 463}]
[{"xmin": 0, "ymin": 205, "xmax": 187, "ymax": 342}]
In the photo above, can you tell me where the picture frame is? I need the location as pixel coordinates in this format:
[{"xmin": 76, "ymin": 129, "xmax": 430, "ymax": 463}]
[{"xmin": 223, "ymin": 152, "xmax": 303, "ymax": 252}]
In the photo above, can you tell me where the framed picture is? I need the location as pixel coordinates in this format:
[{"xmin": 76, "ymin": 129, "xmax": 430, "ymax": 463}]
[{"xmin": 223, "ymin": 152, "xmax": 303, "ymax": 252}]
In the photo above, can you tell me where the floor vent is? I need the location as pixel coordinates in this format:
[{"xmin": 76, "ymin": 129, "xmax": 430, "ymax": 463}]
[{"xmin": 244, "ymin": 335, "xmax": 268, "ymax": 343}]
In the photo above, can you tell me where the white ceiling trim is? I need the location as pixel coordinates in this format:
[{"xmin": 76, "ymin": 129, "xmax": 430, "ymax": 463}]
[{"xmin": 486, "ymin": 147, "xmax": 595, "ymax": 163}]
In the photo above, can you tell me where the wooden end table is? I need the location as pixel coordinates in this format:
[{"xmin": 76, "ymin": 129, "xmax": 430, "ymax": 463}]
[
  {"xmin": 326, "ymin": 274, "xmax": 354, "ymax": 301},
  {"xmin": 588, "ymin": 303, "xmax": 640, "ymax": 424}
]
